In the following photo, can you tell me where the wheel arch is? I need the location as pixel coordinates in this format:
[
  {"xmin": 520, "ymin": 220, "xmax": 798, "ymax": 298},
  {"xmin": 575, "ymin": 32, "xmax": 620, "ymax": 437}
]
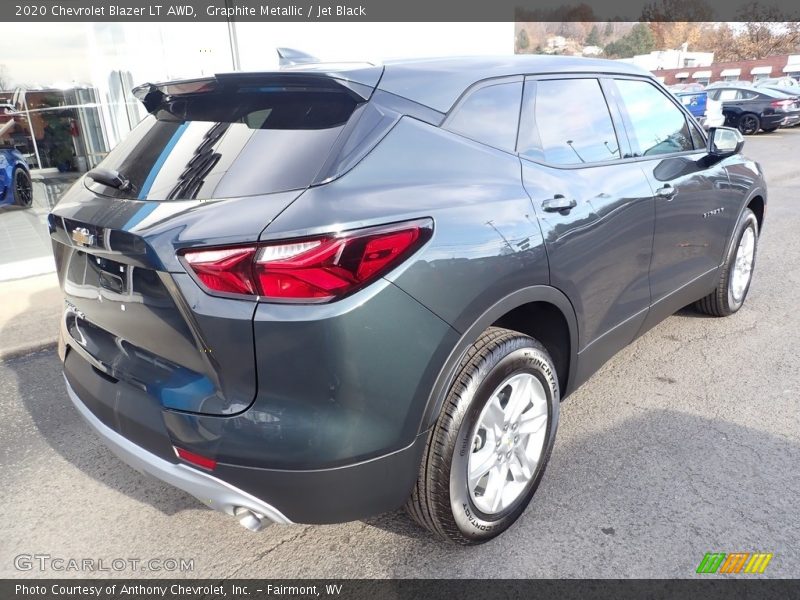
[
  {"xmin": 717, "ymin": 185, "xmax": 766, "ymax": 271},
  {"xmin": 747, "ymin": 193, "xmax": 765, "ymax": 233},
  {"xmin": 418, "ymin": 285, "xmax": 578, "ymax": 433}
]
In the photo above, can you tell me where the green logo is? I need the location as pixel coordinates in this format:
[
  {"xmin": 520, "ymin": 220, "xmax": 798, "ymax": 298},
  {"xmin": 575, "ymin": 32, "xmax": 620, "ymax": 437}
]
[{"xmin": 696, "ymin": 552, "xmax": 773, "ymax": 574}]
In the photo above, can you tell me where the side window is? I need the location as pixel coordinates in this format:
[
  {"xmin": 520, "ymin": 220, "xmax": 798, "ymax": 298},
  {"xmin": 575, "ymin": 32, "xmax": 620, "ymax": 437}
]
[
  {"xmin": 446, "ymin": 81, "xmax": 522, "ymax": 151},
  {"xmin": 719, "ymin": 89, "xmax": 738, "ymax": 101},
  {"xmin": 689, "ymin": 123, "xmax": 706, "ymax": 150},
  {"xmin": 615, "ymin": 79, "xmax": 694, "ymax": 156},
  {"xmin": 741, "ymin": 91, "xmax": 758, "ymax": 100},
  {"xmin": 520, "ymin": 78, "xmax": 620, "ymax": 165}
]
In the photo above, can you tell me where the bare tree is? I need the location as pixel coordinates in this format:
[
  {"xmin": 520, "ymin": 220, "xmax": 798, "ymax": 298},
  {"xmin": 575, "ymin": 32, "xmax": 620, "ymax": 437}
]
[
  {"xmin": 705, "ymin": 20, "xmax": 800, "ymax": 61},
  {"xmin": 640, "ymin": 0, "xmax": 714, "ymax": 50},
  {"xmin": 687, "ymin": 2, "xmax": 800, "ymax": 60}
]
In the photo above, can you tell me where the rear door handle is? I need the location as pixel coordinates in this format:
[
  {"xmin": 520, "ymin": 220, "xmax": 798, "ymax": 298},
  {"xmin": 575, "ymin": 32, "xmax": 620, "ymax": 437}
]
[
  {"xmin": 656, "ymin": 184, "xmax": 676, "ymax": 199},
  {"xmin": 542, "ymin": 194, "xmax": 577, "ymax": 213}
]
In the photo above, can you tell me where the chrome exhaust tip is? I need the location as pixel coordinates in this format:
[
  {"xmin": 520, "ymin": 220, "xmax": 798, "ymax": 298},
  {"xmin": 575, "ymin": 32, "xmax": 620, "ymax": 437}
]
[{"xmin": 235, "ymin": 507, "xmax": 268, "ymax": 532}]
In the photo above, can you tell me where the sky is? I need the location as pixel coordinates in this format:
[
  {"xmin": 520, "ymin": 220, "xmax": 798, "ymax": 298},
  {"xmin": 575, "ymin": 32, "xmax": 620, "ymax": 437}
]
[{"xmin": 0, "ymin": 22, "xmax": 514, "ymax": 88}]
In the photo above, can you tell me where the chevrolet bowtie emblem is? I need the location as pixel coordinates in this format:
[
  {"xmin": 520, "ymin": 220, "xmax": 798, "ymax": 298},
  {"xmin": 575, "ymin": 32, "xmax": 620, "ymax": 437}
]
[{"xmin": 71, "ymin": 227, "xmax": 95, "ymax": 247}]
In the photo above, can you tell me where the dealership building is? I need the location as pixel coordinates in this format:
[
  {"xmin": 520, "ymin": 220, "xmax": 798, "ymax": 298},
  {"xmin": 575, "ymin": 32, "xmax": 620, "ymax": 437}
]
[
  {"xmin": 0, "ymin": 22, "xmax": 511, "ymax": 280},
  {"xmin": 654, "ymin": 54, "xmax": 800, "ymax": 86},
  {"xmin": 0, "ymin": 22, "xmax": 511, "ymax": 178}
]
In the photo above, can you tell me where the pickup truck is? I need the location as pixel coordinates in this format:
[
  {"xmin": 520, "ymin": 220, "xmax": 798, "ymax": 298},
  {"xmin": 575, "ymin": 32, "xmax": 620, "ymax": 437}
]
[{"xmin": 668, "ymin": 85, "xmax": 724, "ymax": 130}]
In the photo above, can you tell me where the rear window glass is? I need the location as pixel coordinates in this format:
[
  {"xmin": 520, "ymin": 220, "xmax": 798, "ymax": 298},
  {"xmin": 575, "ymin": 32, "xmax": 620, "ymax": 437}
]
[{"xmin": 88, "ymin": 89, "xmax": 359, "ymax": 200}]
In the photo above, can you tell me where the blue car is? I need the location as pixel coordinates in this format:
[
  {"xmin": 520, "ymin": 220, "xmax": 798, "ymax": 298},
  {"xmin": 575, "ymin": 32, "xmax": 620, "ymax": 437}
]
[{"xmin": 0, "ymin": 147, "xmax": 32, "ymax": 207}]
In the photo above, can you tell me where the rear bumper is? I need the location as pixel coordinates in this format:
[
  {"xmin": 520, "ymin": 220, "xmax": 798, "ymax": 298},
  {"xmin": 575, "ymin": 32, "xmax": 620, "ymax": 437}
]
[
  {"xmin": 58, "ymin": 272, "xmax": 453, "ymax": 525},
  {"xmin": 64, "ymin": 345, "xmax": 431, "ymax": 524},
  {"xmin": 781, "ymin": 114, "xmax": 800, "ymax": 127},
  {"xmin": 760, "ymin": 114, "xmax": 786, "ymax": 129},
  {"xmin": 65, "ymin": 376, "xmax": 293, "ymax": 527}
]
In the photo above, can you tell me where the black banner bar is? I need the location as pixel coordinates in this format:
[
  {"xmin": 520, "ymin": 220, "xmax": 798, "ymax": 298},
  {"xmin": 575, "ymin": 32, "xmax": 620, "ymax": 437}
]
[
  {"xmin": 4, "ymin": 579, "xmax": 800, "ymax": 600},
  {"xmin": 2, "ymin": 0, "xmax": 800, "ymax": 22}
]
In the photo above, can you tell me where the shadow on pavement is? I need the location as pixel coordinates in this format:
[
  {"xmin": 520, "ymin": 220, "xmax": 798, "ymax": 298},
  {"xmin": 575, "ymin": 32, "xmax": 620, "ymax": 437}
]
[
  {"xmin": 369, "ymin": 407, "xmax": 800, "ymax": 577},
  {"xmin": 2, "ymin": 287, "xmax": 198, "ymax": 516},
  {"xmin": 3, "ymin": 289, "xmax": 799, "ymax": 575}
]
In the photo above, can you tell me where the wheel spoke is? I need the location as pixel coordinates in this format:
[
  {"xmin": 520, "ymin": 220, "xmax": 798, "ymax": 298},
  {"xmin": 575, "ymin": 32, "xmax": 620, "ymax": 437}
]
[
  {"xmin": 505, "ymin": 376, "xmax": 531, "ymax": 423},
  {"xmin": 518, "ymin": 410, "xmax": 547, "ymax": 435},
  {"xmin": 523, "ymin": 426, "xmax": 548, "ymax": 459},
  {"xmin": 510, "ymin": 448, "xmax": 534, "ymax": 480},
  {"xmin": 484, "ymin": 463, "xmax": 510, "ymax": 512},
  {"xmin": 468, "ymin": 445, "xmax": 497, "ymax": 489},
  {"xmin": 482, "ymin": 397, "xmax": 505, "ymax": 434}
]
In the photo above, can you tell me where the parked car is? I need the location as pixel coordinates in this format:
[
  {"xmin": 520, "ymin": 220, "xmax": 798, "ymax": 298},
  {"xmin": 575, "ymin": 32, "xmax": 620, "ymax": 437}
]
[
  {"xmin": 706, "ymin": 80, "xmax": 752, "ymax": 89},
  {"xmin": 706, "ymin": 84, "xmax": 800, "ymax": 133},
  {"xmin": 668, "ymin": 82, "xmax": 706, "ymax": 93},
  {"xmin": 668, "ymin": 85, "xmax": 724, "ymax": 129},
  {"xmin": 755, "ymin": 76, "xmax": 798, "ymax": 89},
  {"xmin": 50, "ymin": 56, "xmax": 766, "ymax": 544},
  {"xmin": 757, "ymin": 86, "xmax": 800, "ymax": 124},
  {"xmin": 0, "ymin": 147, "xmax": 32, "ymax": 208}
]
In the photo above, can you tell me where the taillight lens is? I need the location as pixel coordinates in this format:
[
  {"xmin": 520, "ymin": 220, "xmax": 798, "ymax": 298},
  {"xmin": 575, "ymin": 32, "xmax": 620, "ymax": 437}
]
[
  {"xmin": 770, "ymin": 99, "xmax": 793, "ymax": 110},
  {"xmin": 182, "ymin": 219, "xmax": 432, "ymax": 302},
  {"xmin": 184, "ymin": 246, "xmax": 257, "ymax": 295}
]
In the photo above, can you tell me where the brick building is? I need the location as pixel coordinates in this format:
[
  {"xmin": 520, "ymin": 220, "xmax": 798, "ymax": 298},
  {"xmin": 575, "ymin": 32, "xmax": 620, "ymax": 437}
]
[{"xmin": 654, "ymin": 54, "xmax": 800, "ymax": 86}]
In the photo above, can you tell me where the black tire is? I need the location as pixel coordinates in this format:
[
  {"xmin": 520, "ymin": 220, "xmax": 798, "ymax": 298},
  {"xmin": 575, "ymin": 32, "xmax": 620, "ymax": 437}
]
[
  {"xmin": 695, "ymin": 208, "xmax": 759, "ymax": 317},
  {"xmin": 13, "ymin": 168, "xmax": 33, "ymax": 208},
  {"xmin": 737, "ymin": 113, "xmax": 761, "ymax": 135},
  {"xmin": 406, "ymin": 327, "xmax": 559, "ymax": 544},
  {"xmin": 761, "ymin": 126, "xmax": 779, "ymax": 133}
]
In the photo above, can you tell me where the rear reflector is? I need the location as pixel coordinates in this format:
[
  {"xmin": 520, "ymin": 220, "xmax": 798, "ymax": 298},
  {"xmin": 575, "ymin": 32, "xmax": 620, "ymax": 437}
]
[
  {"xmin": 174, "ymin": 447, "xmax": 217, "ymax": 471},
  {"xmin": 182, "ymin": 218, "xmax": 433, "ymax": 302}
]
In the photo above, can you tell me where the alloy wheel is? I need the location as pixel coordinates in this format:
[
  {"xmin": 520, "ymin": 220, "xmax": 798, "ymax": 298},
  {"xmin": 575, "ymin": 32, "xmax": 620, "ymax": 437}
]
[
  {"xmin": 467, "ymin": 372, "xmax": 549, "ymax": 515},
  {"xmin": 15, "ymin": 171, "xmax": 33, "ymax": 207},
  {"xmin": 729, "ymin": 225, "xmax": 756, "ymax": 304},
  {"xmin": 738, "ymin": 115, "xmax": 759, "ymax": 135}
]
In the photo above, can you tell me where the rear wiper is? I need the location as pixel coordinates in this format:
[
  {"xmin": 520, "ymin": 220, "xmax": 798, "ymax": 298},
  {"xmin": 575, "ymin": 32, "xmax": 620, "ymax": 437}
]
[{"xmin": 87, "ymin": 168, "xmax": 133, "ymax": 192}]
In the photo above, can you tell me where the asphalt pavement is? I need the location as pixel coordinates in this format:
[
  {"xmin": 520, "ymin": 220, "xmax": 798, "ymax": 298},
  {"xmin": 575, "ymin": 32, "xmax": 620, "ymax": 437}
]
[{"xmin": 1, "ymin": 129, "xmax": 799, "ymax": 579}]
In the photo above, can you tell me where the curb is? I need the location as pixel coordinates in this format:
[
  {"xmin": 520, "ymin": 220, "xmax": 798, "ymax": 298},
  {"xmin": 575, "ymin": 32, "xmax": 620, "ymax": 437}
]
[{"xmin": 0, "ymin": 338, "xmax": 58, "ymax": 362}]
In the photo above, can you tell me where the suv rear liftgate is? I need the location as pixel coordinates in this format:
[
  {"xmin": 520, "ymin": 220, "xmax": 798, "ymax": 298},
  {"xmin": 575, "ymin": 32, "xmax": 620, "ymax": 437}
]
[{"xmin": 49, "ymin": 67, "xmax": 445, "ymax": 527}]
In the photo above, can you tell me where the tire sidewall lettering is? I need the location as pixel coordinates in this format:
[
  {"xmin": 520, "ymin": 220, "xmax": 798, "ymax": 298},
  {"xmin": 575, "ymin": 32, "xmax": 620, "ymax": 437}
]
[{"xmin": 448, "ymin": 345, "xmax": 559, "ymax": 538}]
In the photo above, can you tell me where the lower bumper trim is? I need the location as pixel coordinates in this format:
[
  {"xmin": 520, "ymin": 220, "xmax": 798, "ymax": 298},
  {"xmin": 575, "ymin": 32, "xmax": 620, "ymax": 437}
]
[{"xmin": 64, "ymin": 376, "xmax": 293, "ymax": 526}]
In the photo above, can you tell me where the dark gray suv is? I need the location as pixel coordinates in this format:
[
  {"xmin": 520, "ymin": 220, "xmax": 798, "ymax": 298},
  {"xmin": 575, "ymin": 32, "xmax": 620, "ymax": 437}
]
[{"xmin": 49, "ymin": 56, "xmax": 766, "ymax": 544}]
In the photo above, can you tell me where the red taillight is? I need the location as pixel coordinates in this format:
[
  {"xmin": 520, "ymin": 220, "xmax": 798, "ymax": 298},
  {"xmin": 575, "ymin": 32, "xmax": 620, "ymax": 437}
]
[
  {"xmin": 770, "ymin": 99, "xmax": 793, "ymax": 110},
  {"xmin": 182, "ymin": 219, "xmax": 432, "ymax": 302},
  {"xmin": 174, "ymin": 446, "xmax": 217, "ymax": 471},
  {"xmin": 184, "ymin": 246, "xmax": 257, "ymax": 295}
]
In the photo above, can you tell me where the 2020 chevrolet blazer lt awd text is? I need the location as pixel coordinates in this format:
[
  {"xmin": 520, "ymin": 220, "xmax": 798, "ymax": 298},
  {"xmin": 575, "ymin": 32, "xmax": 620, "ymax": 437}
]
[{"xmin": 49, "ymin": 56, "xmax": 766, "ymax": 544}]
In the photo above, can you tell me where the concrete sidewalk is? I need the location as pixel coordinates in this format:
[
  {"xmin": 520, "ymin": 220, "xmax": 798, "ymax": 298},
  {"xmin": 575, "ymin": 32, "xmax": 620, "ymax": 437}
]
[{"xmin": 0, "ymin": 273, "xmax": 61, "ymax": 361}]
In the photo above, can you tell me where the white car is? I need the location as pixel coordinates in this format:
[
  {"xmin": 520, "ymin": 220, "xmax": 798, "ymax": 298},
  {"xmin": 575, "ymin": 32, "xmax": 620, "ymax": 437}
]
[{"xmin": 704, "ymin": 97, "xmax": 725, "ymax": 129}]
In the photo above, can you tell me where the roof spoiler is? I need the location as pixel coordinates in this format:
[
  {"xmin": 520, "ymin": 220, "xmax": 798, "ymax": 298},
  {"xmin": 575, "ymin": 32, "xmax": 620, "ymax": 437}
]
[{"xmin": 132, "ymin": 68, "xmax": 382, "ymax": 115}]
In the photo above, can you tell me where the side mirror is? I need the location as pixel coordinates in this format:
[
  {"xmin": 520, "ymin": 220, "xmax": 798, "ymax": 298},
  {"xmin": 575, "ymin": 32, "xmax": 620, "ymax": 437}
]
[{"xmin": 707, "ymin": 126, "xmax": 744, "ymax": 158}]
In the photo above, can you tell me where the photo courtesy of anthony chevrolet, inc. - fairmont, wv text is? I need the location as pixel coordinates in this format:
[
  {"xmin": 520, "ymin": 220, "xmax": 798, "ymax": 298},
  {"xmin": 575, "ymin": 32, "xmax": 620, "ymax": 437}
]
[{"xmin": 0, "ymin": 0, "xmax": 799, "ymax": 597}]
